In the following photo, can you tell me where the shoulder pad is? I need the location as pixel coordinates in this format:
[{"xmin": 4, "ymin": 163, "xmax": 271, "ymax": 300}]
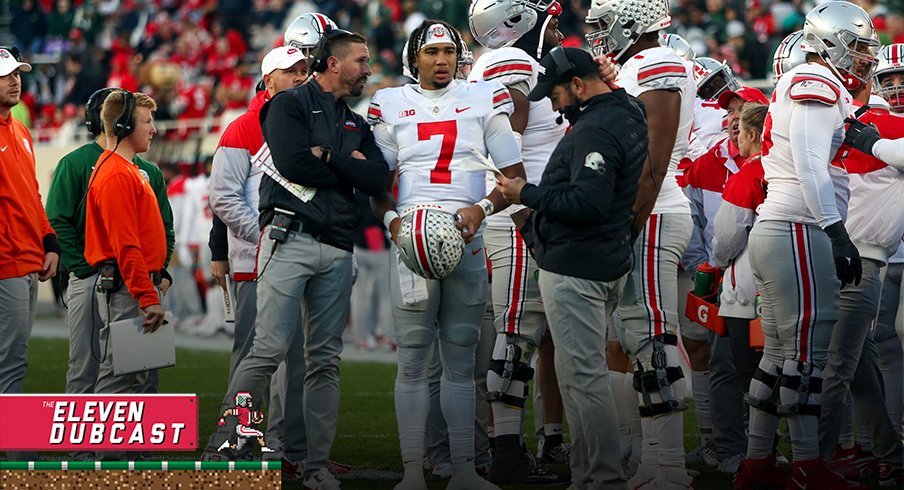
[
  {"xmin": 789, "ymin": 74, "xmax": 840, "ymax": 105},
  {"xmin": 635, "ymin": 51, "xmax": 688, "ymax": 89},
  {"xmin": 477, "ymin": 48, "xmax": 534, "ymax": 86},
  {"xmin": 491, "ymin": 84, "xmax": 514, "ymax": 116}
]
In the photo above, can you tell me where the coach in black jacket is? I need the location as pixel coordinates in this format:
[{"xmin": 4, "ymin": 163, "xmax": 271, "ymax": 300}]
[{"xmin": 497, "ymin": 47, "xmax": 648, "ymax": 488}]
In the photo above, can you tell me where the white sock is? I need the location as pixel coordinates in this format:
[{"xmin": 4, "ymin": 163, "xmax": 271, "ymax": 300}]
[
  {"xmin": 486, "ymin": 371, "xmax": 525, "ymax": 437},
  {"xmin": 781, "ymin": 360, "xmax": 820, "ymax": 461},
  {"xmin": 656, "ymin": 375, "xmax": 687, "ymax": 468},
  {"xmin": 691, "ymin": 369, "xmax": 713, "ymax": 445},
  {"xmin": 746, "ymin": 359, "xmax": 781, "ymax": 459}
]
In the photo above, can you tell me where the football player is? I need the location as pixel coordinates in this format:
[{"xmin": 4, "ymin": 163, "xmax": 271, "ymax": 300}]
[
  {"xmin": 585, "ymin": 0, "xmax": 696, "ymax": 486},
  {"xmin": 735, "ymin": 2, "xmax": 876, "ymax": 488},
  {"xmin": 467, "ymin": 0, "xmax": 572, "ymax": 483},
  {"xmin": 368, "ymin": 20, "xmax": 526, "ymax": 490}
]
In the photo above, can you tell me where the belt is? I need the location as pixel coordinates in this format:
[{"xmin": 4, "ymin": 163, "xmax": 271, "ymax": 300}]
[{"xmin": 287, "ymin": 220, "xmax": 303, "ymax": 233}]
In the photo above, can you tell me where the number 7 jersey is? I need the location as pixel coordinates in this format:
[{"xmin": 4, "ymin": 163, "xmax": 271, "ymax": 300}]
[{"xmin": 367, "ymin": 79, "xmax": 520, "ymax": 214}]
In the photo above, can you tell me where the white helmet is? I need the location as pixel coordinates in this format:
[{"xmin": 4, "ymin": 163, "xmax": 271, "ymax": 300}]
[
  {"xmin": 235, "ymin": 392, "xmax": 252, "ymax": 406},
  {"xmin": 874, "ymin": 44, "xmax": 904, "ymax": 112},
  {"xmin": 693, "ymin": 57, "xmax": 740, "ymax": 100},
  {"xmin": 802, "ymin": 1, "xmax": 878, "ymax": 91},
  {"xmin": 458, "ymin": 38, "xmax": 474, "ymax": 79},
  {"xmin": 659, "ymin": 32, "xmax": 695, "ymax": 62},
  {"xmin": 585, "ymin": 0, "xmax": 671, "ymax": 60},
  {"xmin": 284, "ymin": 13, "xmax": 337, "ymax": 56},
  {"xmin": 396, "ymin": 206, "xmax": 465, "ymax": 280},
  {"xmin": 468, "ymin": 0, "xmax": 561, "ymax": 49},
  {"xmin": 772, "ymin": 30, "xmax": 807, "ymax": 85}
]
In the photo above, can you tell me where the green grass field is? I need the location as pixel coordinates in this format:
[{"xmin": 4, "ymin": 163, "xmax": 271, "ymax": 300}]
[{"xmin": 14, "ymin": 337, "xmax": 746, "ymax": 489}]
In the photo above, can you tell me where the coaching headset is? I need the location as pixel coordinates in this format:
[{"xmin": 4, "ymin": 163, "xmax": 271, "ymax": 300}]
[{"xmin": 306, "ymin": 25, "xmax": 355, "ymax": 74}]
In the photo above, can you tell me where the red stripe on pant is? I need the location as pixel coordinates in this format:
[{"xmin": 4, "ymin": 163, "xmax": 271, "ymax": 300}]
[
  {"xmin": 505, "ymin": 228, "xmax": 526, "ymax": 334},
  {"xmin": 793, "ymin": 223, "xmax": 814, "ymax": 363},
  {"xmin": 645, "ymin": 215, "xmax": 665, "ymax": 336}
]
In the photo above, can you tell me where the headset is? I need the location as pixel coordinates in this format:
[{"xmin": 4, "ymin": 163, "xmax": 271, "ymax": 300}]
[
  {"xmin": 306, "ymin": 25, "xmax": 355, "ymax": 74},
  {"xmin": 85, "ymin": 87, "xmax": 118, "ymax": 136},
  {"xmin": 112, "ymin": 89, "xmax": 136, "ymax": 142},
  {"xmin": 547, "ymin": 46, "xmax": 575, "ymax": 78}
]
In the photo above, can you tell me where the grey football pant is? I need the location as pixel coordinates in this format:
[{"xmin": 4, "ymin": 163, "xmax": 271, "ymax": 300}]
[
  {"xmin": 206, "ymin": 227, "xmax": 352, "ymax": 475},
  {"xmin": 819, "ymin": 258, "xmax": 904, "ymax": 466},
  {"xmin": 540, "ymin": 269, "xmax": 627, "ymax": 489},
  {"xmin": 0, "ymin": 273, "xmax": 38, "ymax": 394},
  {"xmin": 875, "ymin": 263, "xmax": 903, "ymax": 439}
]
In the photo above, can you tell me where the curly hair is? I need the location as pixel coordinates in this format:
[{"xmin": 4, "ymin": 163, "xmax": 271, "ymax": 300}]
[{"xmin": 406, "ymin": 19, "xmax": 463, "ymax": 79}]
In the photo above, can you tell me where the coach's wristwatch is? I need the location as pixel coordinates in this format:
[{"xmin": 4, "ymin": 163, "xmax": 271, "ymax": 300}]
[{"xmin": 319, "ymin": 144, "xmax": 332, "ymax": 163}]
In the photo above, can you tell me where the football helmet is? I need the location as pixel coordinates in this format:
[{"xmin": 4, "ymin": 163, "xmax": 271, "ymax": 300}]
[
  {"xmin": 235, "ymin": 392, "xmax": 252, "ymax": 407},
  {"xmin": 874, "ymin": 44, "xmax": 904, "ymax": 112},
  {"xmin": 585, "ymin": 0, "xmax": 671, "ymax": 60},
  {"xmin": 469, "ymin": 0, "xmax": 561, "ymax": 49},
  {"xmin": 659, "ymin": 32, "xmax": 695, "ymax": 62},
  {"xmin": 397, "ymin": 206, "xmax": 465, "ymax": 280},
  {"xmin": 802, "ymin": 1, "xmax": 878, "ymax": 91},
  {"xmin": 693, "ymin": 57, "xmax": 740, "ymax": 100},
  {"xmin": 772, "ymin": 30, "xmax": 807, "ymax": 85},
  {"xmin": 284, "ymin": 13, "xmax": 337, "ymax": 56}
]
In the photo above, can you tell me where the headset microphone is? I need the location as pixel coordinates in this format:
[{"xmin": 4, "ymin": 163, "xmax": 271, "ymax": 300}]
[{"xmin": 555, "ymin": 114, "xmax": 563, "ymax": 125}]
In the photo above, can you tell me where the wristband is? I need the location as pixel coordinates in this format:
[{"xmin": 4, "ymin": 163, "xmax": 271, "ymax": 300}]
[
  {"xmin": 477, "ymin": 198, "xmax": 495, "ymax": 217},
  {"xmin": 383, "ymin": 211, "xmax": 400, "ymax": 229}
]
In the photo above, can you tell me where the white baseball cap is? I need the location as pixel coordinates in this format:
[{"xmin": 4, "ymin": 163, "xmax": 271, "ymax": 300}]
[
  {"xmin": 0, "ymin": 48, "xmax": 31, "ymax": 77},
  {"xmin": 261, "ymin": 46, "xmax": 307, "ymax": 76}
]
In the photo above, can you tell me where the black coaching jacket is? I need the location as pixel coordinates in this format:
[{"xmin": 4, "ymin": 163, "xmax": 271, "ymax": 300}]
[
  {"xmin": 259, "ymin": 79, "xmax": 389, "ymax": 252},
  {"xmin": 519, "ymin": 88, "xmax": 648, "ymax": 282}
]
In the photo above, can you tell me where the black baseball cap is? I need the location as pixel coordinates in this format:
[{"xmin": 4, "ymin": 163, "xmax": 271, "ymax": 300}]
[{"xmin": 528, "ymin": 47, "xmax": 599, "ymax": 102}]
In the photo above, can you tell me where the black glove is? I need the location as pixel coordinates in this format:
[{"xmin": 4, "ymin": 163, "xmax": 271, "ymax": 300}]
[
  {"xmin": 844, "ymin": 117, "xmax": 882, "ymax": 157},
  {"xmin": 823, "ymin": 221, "xmax": 862, "ymax": 286}
]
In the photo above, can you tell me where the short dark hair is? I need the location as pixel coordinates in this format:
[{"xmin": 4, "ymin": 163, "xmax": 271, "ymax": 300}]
[{"xmin": 329, "ymin": 32, "xmax": 369, "ymax": 61}]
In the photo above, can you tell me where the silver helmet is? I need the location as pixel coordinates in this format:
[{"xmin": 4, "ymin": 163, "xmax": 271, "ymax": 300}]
[
  {"xmin": 772, "ymin": 30, "xmax": 807, "ymax": 85},
  {"xmin": 284, "ymin": 13, "xmax": 337, "ymax": 56},
  {"xmin": 585, "ymin": 0, "xmax": 671, "ymax": 60},
  {"xmin": 802, "ymin": 1, "xmax": 878, "ymax": 91},
  {"xmin": 659, "ymin": 32, "xmax": 695, "ymax": 62},
  {"xmin": 874, "ymin": 44, "xmax": 904, "ymax": 112},
  {"xmin": 693, "ymin": 57, "xmax": 740, "ymax": 100},
  {"xmin": 468, "ymin": 0, "xmax": 561, "ymax": 49},
  {"xmin": 396, "ymin": 206, "xmax": 465, "ymax": 280},
  {"xmin": 458, "ymin": 38, "xmax": 474, "ymax": 78}
]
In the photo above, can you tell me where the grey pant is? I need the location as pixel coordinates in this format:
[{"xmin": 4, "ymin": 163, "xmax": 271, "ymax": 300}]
[
  {"xmin": 708, "ymin": 329, "xmax": 747, "ymax": 458},
  {"xmin": 539, "ymin": 269, "xmax": 627, "ymax": 489},
  {"xmin": 819, "ymin": 258, "xmax": 904, "ymax": 466},
  {"xmin": 65, "ymin": 273, "xmax": 102, "ymax": 394},
  {"xmin": 0, "ymin": 273, "xmax": 38, "ymax": 393},
  {"xmin": 350, "ymin": 248, "xmax": 392, "ymax": 342},
  {"xmin": 207, "ymin": 227, "xmax": 352, "ymax": 475},
  {"xmin": 94, "ymin": 287, "xmax": 153, "ymax": 394},
  {"xmin": 875, "ymin": 263, "xmax": 903, "ymax": 439}
]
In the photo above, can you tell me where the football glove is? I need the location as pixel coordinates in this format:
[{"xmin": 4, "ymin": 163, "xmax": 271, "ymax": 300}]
[
  {"xmin": 824, "ymin": 221, "xmax": 862, "ymax": 286},
  {"xmin": 844, "ymin": 117, "xmax": 882, "ymax": 157}
]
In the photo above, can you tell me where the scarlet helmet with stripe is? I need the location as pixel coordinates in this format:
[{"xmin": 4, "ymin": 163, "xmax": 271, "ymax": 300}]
[
  {"xmin": 874, "ymin": 44, "xmax": 904, "ymax": 112},
  {"xmin": 396, "ymin": 206, "xmax": 465, "ymax": 280},
  {"xmin": 772, "ymin": 30, "xmax": 807, "ymax": 85},
  {"xmin": 585, "ymin": 0, "xmax": 672, "ymax": 60},
  {"xmin": 284, "ymin": 13, "xmax": 337, "ymax": 56}
]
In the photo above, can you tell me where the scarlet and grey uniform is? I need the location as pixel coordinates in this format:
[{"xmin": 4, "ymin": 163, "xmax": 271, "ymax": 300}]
[
  {"xmin": 369, "ymin": 79, "xmax": 521, "ymax": 469},
  {"xmin": 818, "ymin": 102, "xmax": 904, "ymax": 467}
]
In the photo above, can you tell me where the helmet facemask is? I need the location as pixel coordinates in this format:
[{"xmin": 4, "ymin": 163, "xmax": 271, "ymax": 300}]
[
  {"xmin": 876, "ymin": 74, "xmax": 904, "ymax": 113},
  {"xmin": 697, "ymin": 63, "xmax": 740, "ymax": 100},
  {"xmin": 585, "ymin": 0, "xmax": 671, "ymax": 62}
]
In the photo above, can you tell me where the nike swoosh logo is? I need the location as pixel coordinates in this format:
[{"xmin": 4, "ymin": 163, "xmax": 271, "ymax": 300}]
[
  {"xmin": 313, "ymin": 110, "xmax": 323, "ymax": 114},
  {"xmin": 471, "ymin": 248, "xmax": 482, "ymax": 255},
  {"xmin": 0, "ymin": 146, "xmax": 7, "ymax": 152},
  {"xmin": 455, "ymin": 107, "xmax": 471, "ymax": 113}
]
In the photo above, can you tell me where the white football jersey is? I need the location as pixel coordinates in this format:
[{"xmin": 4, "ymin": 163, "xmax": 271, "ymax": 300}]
[
  {"xmin": 368, "ymin": 80, "xmax": 519, "ymax": 215},
  {"xmin": 617, "ymin": 46, "xmax": 693, "ymax": 215},
  {"xmin": 758, "ymin": 63, "xmax": 853, "ymax": 226},
  {"xmin": 468, "ymin": 46, "xmax": 568, "ymax": 227},
  {"xmin": 693, "ymin": 98, "xmax": 727, "ymax": 152}
]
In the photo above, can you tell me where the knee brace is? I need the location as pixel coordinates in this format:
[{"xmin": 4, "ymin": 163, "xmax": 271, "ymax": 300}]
[
  {"xmin": 487, "ymin": 334, "xmax": 535, "ymax": 408},
  {"xmin": 777, "ymin": 361, "xmax": 822, "ymax": 417},
  {"xmin": 744, "ymin": 363, "xmax": 782, "ymax": 415},
  {"xmin": 633, "ymin": 334, "xmax": 687, "ymax": 417}
]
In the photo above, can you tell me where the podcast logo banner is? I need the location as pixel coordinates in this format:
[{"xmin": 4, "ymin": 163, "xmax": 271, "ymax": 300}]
[{"xmin": 0, "ymin": 394, "xmax": 198, "ymax": 451}]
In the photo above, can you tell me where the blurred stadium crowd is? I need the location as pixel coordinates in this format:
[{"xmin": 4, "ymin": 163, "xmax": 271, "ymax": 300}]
[{"xmin": 11, "ymin": 0, "xmax": 904, "ymax": 142}]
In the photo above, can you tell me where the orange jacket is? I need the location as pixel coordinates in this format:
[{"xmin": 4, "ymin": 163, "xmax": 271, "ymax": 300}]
[
  {"xmin": 0, "ymin": 114, "xmax": 55, "ymax": 279},
  {"xmin": 85, "ymin": 151, "xmax": 167, "ymax": 308}
]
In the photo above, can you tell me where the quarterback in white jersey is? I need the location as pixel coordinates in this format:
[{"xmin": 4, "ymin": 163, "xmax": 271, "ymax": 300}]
[
  {"xmin": 369, "ymin": 20, "xmax": 525, "ymax": 490},
  {"xmin": 586, "ymin": 0, "xmax": 694, "ymax": 486},
  {"xmin": 737, "ymin": 2, "xmax": 877, "ymax": 489}
]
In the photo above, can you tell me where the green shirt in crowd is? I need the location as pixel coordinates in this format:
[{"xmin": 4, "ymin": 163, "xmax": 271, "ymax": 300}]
[{"xmin": 45, "ymin": 141, "xmax": 175, "ymax": 279}]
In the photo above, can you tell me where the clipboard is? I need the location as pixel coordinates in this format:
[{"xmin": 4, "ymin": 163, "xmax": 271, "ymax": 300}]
[{"xmin": 109, "ymin": 311, "xmax": 177, "ymax": 375}]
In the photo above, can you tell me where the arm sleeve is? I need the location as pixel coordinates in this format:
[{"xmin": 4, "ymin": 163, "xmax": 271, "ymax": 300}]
[
  {"xmin": 872, "ymin": 138, "xmax": 904, "ymax": 170},
  {"xmin": 372, "ymin": 123, "xmax": 399, "ymax": 170},
  {"xmin": 209, "ymin": 146, "xmax": 260, "ymax": 243},
  {"xmin": 97, "ymin": 175, "xmax": 158, "ymax": 308},
  {"xmin": 712, "ymin": 201, "xmax": 755, "ymax": 269},
  {"xmin": 484, "ymin": 113, "xmax": 521, "ymax": 169},
  {"xmin": 519, "ymin": 127, "xmax": 618, "ymax": 226},
  {"xmin": 262, "ymin": 94, "xmax": 342, "ymax": 189},
  {"xmin": 788, "ymin": 101, "xmax": 843, "ymax": 228},
  {"xmin": 208, "ymin": 214, "xmax": 229, "ymax": 262},
  {"xmin": 44, "ymin": 157, "xmax": 86, "ymax": 270},
  {"xmin": 326, "ymin": 121, "xmax": 390, "ymax": 197},
  {"xmin": 682, "ymin": 186, "xmax": 709, "ymax": 270}
]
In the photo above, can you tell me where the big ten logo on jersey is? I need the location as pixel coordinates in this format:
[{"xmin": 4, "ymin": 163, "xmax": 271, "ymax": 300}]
[{"xmin": 399, "ymin": 108, "xmax": 417, "ymax": 118}]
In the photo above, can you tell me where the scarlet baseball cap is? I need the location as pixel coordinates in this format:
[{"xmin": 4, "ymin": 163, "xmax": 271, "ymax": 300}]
[
  {"xmin": 0, "ymin": 47, "xmax": 31, "ymax": 77},
  {"xmin": 261, "ymin": 46, "xmax": 307, "ymax": 76},
  {"xmin": 717, "ymin": 85, "xmax": 769, "ymax": 109}
]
